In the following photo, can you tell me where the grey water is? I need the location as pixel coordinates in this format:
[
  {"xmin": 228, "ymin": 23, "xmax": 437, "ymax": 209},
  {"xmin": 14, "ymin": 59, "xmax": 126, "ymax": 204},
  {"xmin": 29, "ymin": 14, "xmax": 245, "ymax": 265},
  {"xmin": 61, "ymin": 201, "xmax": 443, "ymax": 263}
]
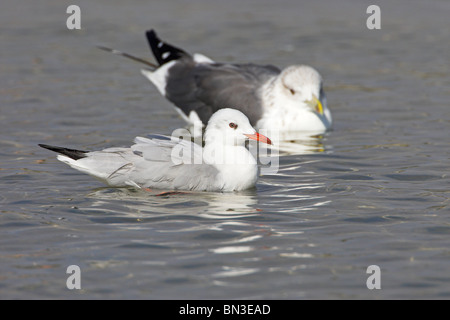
[{"xmin": 0, "ymin": 0, "xmax": 449, "ymax": 299}]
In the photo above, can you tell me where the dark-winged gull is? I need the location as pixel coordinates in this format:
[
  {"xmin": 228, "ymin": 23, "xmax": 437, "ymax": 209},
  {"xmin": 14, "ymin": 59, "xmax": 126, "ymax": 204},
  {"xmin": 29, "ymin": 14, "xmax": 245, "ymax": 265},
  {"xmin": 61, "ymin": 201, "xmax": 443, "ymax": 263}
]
[
  {"xmin": 98, "ymin": 29, "xmax": 332, "ymax": 136},
  {"xmin": 39, "ymin": 109, "xmax": 272, "ymax": 192}
]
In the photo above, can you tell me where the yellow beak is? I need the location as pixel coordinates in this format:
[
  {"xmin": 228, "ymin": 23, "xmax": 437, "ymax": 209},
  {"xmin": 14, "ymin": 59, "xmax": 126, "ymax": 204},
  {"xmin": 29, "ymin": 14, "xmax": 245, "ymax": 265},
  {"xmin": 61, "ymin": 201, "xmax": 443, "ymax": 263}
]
[{"xmin": 305, "ymin": 95, "xmax": 324, "ymax": 115}]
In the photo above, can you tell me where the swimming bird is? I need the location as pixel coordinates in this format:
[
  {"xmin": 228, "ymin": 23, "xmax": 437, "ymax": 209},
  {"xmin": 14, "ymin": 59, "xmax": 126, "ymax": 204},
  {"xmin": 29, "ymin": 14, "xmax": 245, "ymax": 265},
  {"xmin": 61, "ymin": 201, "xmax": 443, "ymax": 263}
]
[
  {"xmin": 98, "ymin": 29, "xmax": 332, "ymax": 136},
  {"xmin": 39, "ymin": 109, "xmax": 272, "ymax": 192}
]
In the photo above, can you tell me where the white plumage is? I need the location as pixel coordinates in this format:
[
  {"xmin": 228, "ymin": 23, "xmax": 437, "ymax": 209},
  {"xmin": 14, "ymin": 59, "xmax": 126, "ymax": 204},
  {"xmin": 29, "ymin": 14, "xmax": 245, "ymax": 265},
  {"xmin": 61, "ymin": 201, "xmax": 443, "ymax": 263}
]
[{"xmin": 40, "ymin": 109, "xmax": 272, "ymax": 192}]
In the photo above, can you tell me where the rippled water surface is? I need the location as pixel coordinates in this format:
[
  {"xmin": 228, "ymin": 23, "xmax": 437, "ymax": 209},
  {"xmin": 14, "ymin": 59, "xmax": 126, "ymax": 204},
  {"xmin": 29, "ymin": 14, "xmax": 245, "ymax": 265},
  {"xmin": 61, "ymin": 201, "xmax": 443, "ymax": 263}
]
[{"xmin": 1, "ymin": 0, "xmax": 449, "ymax": 299}]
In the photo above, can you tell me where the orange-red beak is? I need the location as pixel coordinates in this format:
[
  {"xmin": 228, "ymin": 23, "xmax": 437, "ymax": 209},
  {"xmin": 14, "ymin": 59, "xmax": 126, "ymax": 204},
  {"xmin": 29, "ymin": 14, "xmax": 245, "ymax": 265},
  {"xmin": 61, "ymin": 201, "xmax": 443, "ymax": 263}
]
[{"xmin": 244, "ymin": 132, "xmax": 272, "ymax": 145}]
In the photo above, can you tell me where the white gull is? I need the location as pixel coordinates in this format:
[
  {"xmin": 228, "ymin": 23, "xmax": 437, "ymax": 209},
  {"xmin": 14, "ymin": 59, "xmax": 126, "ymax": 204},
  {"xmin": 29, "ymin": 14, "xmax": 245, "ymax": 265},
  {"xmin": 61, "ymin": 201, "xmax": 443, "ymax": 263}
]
[{"xmin": 39, "ymin": 109, "xmax": 272, "ymax": 192}]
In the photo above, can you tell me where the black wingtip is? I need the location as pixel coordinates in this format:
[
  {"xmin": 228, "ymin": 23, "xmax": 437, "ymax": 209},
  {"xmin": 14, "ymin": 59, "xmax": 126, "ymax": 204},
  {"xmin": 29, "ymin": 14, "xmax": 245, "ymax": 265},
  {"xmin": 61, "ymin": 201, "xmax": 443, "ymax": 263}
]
[
  {"xmin": 146, "ymin": 29, "xmax": 157, "ymax": 39},
  {"xmin": 39, "ymin": 144, "xmax": 88, "ymax": 160},
  {"xmin": 145, "ymin": 29, "xmax": 159, "ymax": 45},
  {"xmin": 145, "ymin": 29, "xmax": 188, "ymax": 65}
]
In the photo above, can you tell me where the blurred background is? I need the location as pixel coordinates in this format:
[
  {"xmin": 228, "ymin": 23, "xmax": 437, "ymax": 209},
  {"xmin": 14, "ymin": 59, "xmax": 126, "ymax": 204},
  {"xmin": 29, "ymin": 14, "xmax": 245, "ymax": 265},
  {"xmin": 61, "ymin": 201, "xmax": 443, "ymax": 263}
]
[{"xmin": 0, "ymin": 0, "xmax": 449, "ymax": 299}]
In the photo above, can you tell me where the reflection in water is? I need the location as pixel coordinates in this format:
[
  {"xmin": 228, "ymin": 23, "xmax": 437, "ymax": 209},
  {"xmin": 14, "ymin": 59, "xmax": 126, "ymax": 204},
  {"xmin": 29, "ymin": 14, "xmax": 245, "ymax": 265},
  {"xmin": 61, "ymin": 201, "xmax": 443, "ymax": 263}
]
[
  {"xmin": 212, "ymin": 266, "xmax": 260, "ymax": 278},
  {"xmin": 85, "ymin": 187, "xmax": 260, "ymax": 219},
  {"xmin": 274, "ymin": 131, "xmax": 330, "ymax": 155},
  {"xmin": 248, "ymin": 131, "xmax": 331, "ymax": 182}
]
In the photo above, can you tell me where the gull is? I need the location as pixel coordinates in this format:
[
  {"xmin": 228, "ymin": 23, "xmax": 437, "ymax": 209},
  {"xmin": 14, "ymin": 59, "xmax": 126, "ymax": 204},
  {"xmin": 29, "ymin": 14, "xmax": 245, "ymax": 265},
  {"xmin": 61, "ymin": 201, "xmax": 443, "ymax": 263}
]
[
  {"xmin": 98, "ymin": 29, "xmax": 332, "ymax": 136},
  {"xmin": 39, "ymin": 108, "xmax": 272, "ymax": 192}
]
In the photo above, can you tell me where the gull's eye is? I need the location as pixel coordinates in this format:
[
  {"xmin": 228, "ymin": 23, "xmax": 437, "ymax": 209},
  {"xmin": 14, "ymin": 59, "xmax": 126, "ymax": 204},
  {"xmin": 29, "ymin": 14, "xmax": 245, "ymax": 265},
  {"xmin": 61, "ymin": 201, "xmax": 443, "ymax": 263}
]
[
  {"xmin": 289, "ymin": 88, "xmax": 296, "ymax": 95},
  {"xmin": 229, "ymin": 122, "xmax": 238, "ymax": 129}
]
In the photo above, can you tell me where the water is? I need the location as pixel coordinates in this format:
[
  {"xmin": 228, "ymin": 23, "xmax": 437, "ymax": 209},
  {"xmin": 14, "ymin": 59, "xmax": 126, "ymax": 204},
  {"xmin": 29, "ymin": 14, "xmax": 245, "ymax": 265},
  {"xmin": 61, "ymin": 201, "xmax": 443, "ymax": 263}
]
[{"xmin": 1, "ymin": 0, "xmax": 449, "ymax": 299}]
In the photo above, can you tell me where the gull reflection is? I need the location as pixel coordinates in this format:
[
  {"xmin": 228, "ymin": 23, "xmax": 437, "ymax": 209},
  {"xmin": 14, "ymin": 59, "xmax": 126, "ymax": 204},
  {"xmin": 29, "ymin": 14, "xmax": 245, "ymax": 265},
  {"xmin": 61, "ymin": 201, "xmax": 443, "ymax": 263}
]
[
  {"xmin": 85, "ymin": 186, "xmax": 259, "ymax": 220},
  {"xmin": 273, "ymin": 131, "xmax": 330, "ymax": 155}
]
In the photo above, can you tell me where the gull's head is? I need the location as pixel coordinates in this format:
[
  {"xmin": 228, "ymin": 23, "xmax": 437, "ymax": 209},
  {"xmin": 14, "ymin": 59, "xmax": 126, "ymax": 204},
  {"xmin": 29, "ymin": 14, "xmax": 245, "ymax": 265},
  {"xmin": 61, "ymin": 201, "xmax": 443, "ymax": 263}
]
[
  {"xmin": 205, "ymin": 108, "xmax": 272, "ymax": 146},
  {"xmin": 278, "ymin": 65, "xmax": 325, "ymax": 116}
]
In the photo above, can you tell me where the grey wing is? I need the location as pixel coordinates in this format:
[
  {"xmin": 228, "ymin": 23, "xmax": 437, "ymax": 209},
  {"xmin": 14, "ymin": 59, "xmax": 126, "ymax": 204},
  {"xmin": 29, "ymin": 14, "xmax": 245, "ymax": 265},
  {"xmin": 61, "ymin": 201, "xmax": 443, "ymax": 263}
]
[
  {"xmin": 169, "ymin": 162, "xmax": 222, "ymax": 191},
  {"xmin": 130, "ymin": 136, "xmax": 221, "ymax": 191},
  {"xmin": 58, "ymin": 136, "xmax": 220, "ymax": 190},
  {"xmin": 132, "ymin": 135, "xmax": 203, "ymax": 165},
  {"xmin": 165, "ymin": 61, "xmax": 280, "ymax": 125}
]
